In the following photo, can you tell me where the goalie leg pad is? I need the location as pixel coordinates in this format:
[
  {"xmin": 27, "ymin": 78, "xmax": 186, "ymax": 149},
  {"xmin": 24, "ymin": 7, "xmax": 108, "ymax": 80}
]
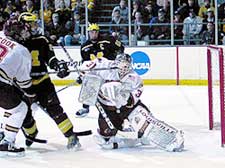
[{"xmin": 128, "ymin": 104, "xmax": 184, "ymax": 152}]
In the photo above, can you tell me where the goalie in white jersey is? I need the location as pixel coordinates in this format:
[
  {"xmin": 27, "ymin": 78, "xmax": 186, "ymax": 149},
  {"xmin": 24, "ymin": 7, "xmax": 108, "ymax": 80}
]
[
  {"xmin": 79, "ymin": 53, "xmax": 184, "ymax": 152},
  {"xmin": 0, "ymin": 18, "xmax": 34, "ymax": 157}
]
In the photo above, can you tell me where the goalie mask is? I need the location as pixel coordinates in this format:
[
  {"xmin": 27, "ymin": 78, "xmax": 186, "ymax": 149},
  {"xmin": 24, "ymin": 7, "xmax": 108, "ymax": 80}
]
[{"xmin": 115, "ymin": 53, "xmax": 132, "ymax": 78}]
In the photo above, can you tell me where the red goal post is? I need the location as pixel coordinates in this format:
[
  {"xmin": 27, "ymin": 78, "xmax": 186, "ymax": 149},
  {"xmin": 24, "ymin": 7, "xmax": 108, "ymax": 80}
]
[{"xmin": 207, "ymin": 45, "xmax": 225, "ymax": 147}]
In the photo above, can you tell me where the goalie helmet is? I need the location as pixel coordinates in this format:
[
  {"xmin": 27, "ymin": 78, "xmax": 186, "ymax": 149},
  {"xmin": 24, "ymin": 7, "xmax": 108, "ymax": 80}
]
[
  {"xmin": 4, "ymin": 18, "xmax": 31, "ymax": 43},
  {"xmin": 115, "ymin": 53, "xmax": 132, "ymax": 78}
]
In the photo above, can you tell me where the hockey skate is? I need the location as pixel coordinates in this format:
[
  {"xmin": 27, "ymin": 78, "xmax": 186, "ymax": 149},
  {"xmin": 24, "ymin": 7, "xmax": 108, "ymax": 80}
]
[
  {"xmin": 75, "ymin": 108, "xmax": 89, "ymax": 117},
  {"xmin": 67, "ymin": 134, "xmax": 81, "ymax": 150},
  {"xmin": 0, "ymin": 140, "xmax": 25, "ymax": 157}
]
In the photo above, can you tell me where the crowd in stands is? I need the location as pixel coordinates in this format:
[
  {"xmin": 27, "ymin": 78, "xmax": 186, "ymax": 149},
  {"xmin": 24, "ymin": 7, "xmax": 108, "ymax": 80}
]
[{"xmin": 0, "ymin": 0, "xmax": 225, "ymax": 46}]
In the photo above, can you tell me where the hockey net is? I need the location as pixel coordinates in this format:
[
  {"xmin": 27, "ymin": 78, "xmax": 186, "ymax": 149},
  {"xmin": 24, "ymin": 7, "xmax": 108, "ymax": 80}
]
[{"xmin": 207, "ymin": 46, "xmax": 225, "ymax": 147}]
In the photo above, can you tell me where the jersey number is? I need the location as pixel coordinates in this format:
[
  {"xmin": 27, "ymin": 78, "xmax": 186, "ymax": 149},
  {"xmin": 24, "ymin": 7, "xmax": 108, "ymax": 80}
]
[
  {"xmin": 0, "ymin": 44, "xmax": 8, "ymax": 62},
  {"xmin": 31, "ymin": 50, "xmax": 40, "ymax": 66},
  {"xmin": 90, "ymin": 51, "xmax": 104, "ymax": 60}
]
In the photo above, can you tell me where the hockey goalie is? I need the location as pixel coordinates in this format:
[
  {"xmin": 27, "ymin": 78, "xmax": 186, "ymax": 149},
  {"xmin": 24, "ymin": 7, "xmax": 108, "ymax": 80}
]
[{"xmin": 78, "ymin": 53, "xmax": 184, "ymax": 152}]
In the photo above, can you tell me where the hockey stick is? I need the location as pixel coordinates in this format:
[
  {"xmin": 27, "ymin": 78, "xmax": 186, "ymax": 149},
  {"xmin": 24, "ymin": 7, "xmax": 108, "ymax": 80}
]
[
  {"xmin": 95, "ymin": 101, "xmax": 137, "ymax": 139},
  {"xmin": 21, "ymin": 128, "xmax": 47, "ymax": 144},
  {"xmin": 11, "ymin": 80, "xmax": 92, "ymax": 138},
  {"xmin": 57, "ymin": 40, "xmax": 74, "ymax": 63},
  {"xmin": 31, "ymin": 67, "xmax": 118, "ymax": 77},
  {"xmin": 31, "ymin": 102, "xmax": 92, "ymax": 137}
]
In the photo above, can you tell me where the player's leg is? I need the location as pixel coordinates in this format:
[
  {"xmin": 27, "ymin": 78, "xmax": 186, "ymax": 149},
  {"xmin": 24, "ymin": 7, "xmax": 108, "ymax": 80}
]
[
  {"xmin": 22, "ymin": 106, "xmax": 38, "ymax": 147},
  {"xmin": 38, "ymin": 79, "xmax": 81, "ymax": 149},
  {"xmin": 0, "ymin": 83, "xmax": 28, "ymax": 156}
]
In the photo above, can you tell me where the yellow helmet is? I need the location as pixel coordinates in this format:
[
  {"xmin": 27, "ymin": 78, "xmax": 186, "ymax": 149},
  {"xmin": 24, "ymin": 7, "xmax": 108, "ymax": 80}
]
[
  {"xmin": 18, "ymin": 12, "xmax": 37, "ymax": 22},
  {"xmin": 87, "ymin": 23, "xmax": 100, "ymax": 31}
]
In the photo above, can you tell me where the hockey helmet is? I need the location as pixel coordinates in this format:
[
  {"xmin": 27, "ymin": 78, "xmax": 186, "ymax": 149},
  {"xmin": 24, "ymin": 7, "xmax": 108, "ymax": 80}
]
[
  {"xmin": 4, "ymin": 18, "xmax": 31, "ymax": 43},
  {"xmin": 18, "ymin": 12, "xmax": 37, "ymax": 22},
  {"xmin": 18, "ymin": 12, "xmax": 41, "ymax": 36},
  {"xmin": 115, "ymin": 53, "xmax": 133, "ymax": 78},
  {"xmin": 87, "ymin": 23, "xmax": 100, "ymax": 31}
]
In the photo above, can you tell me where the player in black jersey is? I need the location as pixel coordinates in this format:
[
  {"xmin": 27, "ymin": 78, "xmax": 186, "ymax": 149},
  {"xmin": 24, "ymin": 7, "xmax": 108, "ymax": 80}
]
[
  {"xmin": 76, "ymin": 23, "xmax": 124, "ymax": 117},
  {"xmin": 18, "ymin": 12, "xmax": 81, "ymax": 149}
]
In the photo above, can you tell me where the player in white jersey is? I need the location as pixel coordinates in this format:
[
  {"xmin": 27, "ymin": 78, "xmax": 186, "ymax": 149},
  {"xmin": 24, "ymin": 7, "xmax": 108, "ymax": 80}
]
[
  {"xmin": 79, "ymin": 54, "xmax": 184, "ymax": 152},
  {"xmin": 0, "ymin": 18, "xmax": 34, "ymax": 157}
]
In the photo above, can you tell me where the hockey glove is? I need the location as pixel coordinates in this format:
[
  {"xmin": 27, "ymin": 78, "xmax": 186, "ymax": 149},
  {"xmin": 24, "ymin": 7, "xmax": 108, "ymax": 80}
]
[
  {"xmin": 76, "ymin": 76, "xmax": 83, "ymax": 84},
  {"xmin": 55, "ymin": 60, "xmax": 70, "ymax": 78}
]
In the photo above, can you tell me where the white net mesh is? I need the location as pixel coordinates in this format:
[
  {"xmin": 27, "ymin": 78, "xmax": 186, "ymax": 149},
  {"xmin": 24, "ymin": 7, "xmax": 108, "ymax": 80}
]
[{"xmin": 210, "ymin": 48, "xmax": 221, "ymax": 125}]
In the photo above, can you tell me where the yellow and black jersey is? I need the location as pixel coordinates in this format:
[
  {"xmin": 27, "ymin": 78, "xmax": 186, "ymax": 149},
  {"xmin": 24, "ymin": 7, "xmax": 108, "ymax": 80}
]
[
  {"xmin": 23, "ymin": 36, "xmax": 58, "ymax": 81},
  {"xmin": 80, "ymin": 36, "xmax": 124, "ymax": 62}
]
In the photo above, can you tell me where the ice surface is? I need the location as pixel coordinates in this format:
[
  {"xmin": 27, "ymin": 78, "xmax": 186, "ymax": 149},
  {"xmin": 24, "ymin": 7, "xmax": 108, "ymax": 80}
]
[{"xmin": 1, "ymin": 85, "xmax": 225, "ymax": 168}]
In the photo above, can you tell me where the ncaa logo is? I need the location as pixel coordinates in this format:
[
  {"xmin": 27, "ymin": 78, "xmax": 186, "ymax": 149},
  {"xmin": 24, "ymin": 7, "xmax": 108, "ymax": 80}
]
[{"xmin": 131, "ymin": 51, "xmax": 151, "ymax": 75}]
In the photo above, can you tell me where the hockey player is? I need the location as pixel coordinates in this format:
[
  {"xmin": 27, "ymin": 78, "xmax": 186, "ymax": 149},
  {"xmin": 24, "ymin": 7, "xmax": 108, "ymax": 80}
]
[
  {"xmin": 76, "ymin": 23, "xmax": 124, "ymax": 117},
  {"xmin": 17, "ymin": 12, "xmax": 80, "ymax": 149},
  {"xmin": 0, "ymin": 18, "xmax": 34, "ymax": 156},
  {"xmin": 78, "ymin": 54, "xmax": 184, "ymax": 152}
]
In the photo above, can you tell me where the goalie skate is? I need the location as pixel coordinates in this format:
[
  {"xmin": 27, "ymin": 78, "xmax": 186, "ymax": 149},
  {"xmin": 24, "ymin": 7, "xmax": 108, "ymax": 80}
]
[{"xmin": 78, "ymin": 74, "xmax": 103, "ymax": 106}]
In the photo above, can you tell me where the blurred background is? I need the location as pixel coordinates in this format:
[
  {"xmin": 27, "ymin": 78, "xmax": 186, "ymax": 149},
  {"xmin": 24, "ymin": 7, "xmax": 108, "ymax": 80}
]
[{"xmin": 1, "ymin": 0, "xmax": 224, "ymax": 46}]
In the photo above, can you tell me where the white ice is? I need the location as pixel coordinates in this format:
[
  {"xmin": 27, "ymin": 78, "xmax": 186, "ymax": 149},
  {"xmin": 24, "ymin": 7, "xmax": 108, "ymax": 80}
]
[{"xmin": 1, "ymin": 85, "xmax": 225, "ymax": 168}]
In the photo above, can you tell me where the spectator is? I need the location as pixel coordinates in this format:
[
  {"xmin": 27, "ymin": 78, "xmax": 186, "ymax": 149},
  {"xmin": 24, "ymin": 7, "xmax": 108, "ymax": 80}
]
[
  {"xmin": 182, "ymin": 9, "xmax": 203, "ymax": 45},
  {"xmin": 109, "ymin": 9, "xmax": 128, "ymax": 45},
  {"xmin": 142, "ymin": 1, "xmax": 154, "ymax": 22},
  {"xmin": 22, "ymin": 0, "xmax": 39, "ymax": 14},
  {"xmin": 132, "ymin": 0, "xmax": 144, "ymax": 20},
  {"xmin": 198, "ymin": 0, "xmax": 214, "ymax": 19},
  {"xmin": 174, "ymin": 11, "xmax": 183, "ymax": 44},
  {"xmin": 201, "ymin": 8, "xmax": 215, "ymax": 33},
  {"xmin": 55, "ymin": 0, "xmax": 71, "ymax": 9},
  {"xmin": 112, "ymin": 0, "xmax": 129, "ymax": 22},
  {"xmin": 55, "ymin": 0, "xmax": 72, "ymax": 25},
  {"xmin": 45, "ymin": 12, "xmax": 66, "ymax": 45},
  {"xmin": 64, "ymin": 11, "xmax": 85, "ymax": 46},
  {"xmin": 149, "ymin": 8, "xmax": 170, "ymax": 45},
  {"xmin": 147, "ymin": 0, "xmax": 161, "ymax": 17},
  {"xmin": 201, "ymin": 21, "xmax": 215, "ymax": 45},
  {"xmin": 132, "ymin": 11, "xmax": 150, "ymax": 45},
  {"xmin": 0, "ymin": 11, "xmax": 9, "ymax": 30},
  {"xmin": 4, "ymin": 1, "xmax": 16, "ymax": 15},
  {"xmin": 177, "ymin": 0, "xmax": 200, "ymax": 21}
]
